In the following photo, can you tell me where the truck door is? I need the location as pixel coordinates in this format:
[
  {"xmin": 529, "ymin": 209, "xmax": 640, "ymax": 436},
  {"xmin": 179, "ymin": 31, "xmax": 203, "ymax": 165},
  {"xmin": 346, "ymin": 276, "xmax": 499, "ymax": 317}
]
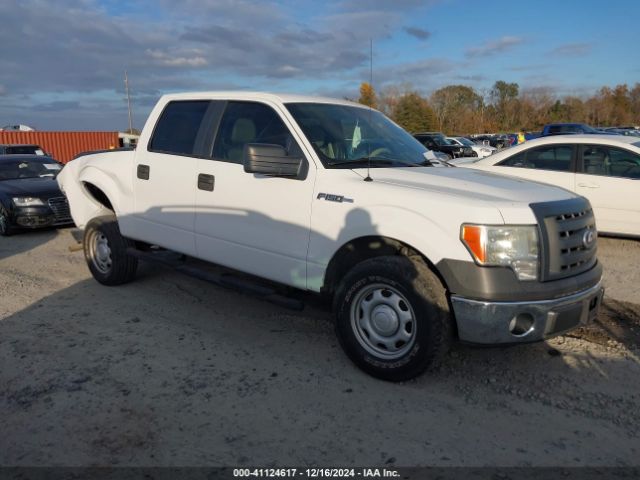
[
  {"xmin": 195, "ymin": 100, "xmax": 316, "ymax": 288},
  {"xmin": 132, "ymin": 100, "xmax": 216, "ymax": 255}
]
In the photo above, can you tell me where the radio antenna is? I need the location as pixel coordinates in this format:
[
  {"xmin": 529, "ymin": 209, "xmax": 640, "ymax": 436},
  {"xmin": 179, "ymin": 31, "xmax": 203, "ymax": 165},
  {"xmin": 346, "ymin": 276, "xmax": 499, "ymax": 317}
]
[
  {"xmin": 364, "ymin": 38, "xmax": 373, "ymax": 182},
  {"xmin": 124, "ymin": 70, "xmax": 134, "ymax": 133}
]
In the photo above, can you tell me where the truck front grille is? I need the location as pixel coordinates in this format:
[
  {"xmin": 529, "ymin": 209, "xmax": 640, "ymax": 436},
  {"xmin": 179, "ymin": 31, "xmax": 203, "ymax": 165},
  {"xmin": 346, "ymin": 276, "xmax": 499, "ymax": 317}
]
[
  {"xmin": 47, "ymin": 196, "xmax": 72, "ymax": 225},
  {"xmin": 530, "ymin": 198, "xmax": 597, "ymax": 281}
]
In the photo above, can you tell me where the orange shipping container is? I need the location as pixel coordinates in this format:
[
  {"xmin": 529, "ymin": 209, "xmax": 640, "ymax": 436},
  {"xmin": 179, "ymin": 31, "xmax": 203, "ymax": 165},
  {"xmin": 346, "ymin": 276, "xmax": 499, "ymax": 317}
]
[{"xmin": 0, "ymin": 131, "xmax": 119, "ymax": 164}]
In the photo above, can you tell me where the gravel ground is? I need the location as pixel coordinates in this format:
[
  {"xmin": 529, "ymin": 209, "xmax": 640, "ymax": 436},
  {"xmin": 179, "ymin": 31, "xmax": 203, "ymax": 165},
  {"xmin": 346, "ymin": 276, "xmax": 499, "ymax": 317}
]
[{"xmin": 0, "ymin": 229, "xmax": 639, "ymax": 467}]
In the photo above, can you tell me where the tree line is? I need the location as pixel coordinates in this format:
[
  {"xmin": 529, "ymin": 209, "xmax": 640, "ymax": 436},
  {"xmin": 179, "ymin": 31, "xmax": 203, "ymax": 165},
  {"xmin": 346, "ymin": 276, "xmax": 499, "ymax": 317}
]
[{"xmin": 357, "ymin": 81, "xmax": 640, "ymax": 135}]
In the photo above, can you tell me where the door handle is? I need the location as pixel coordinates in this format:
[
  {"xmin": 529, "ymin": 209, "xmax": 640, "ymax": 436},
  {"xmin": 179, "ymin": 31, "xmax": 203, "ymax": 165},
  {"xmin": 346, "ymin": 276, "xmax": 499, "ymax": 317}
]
[
  {"xmin": 197, "ymin": 173, "xmax": 215, "ymax": 191},
  {"xmin": 137, "ymin": 164, "xmax": 150, "ymax": 180},
  {"xmin": 577, "ymin": 182, "xmax": 600, "ymax": 189}
]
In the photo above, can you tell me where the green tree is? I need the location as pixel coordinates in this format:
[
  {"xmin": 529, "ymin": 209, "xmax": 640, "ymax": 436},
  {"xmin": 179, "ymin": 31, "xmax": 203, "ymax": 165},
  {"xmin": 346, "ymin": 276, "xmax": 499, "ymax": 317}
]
[
  {"xmin": 630, "ymin": 83, "xmax": 640, "ymax": 124},
  {"xmin": 358, "ymin": 82, "xmax": 377, "ymax": 109},
  {"xmin": 490, "ymin": 80, "xmax": 520, "ymax": 130},
  {"xmin": 490, "ymin": 80, "xmax": 519, "ymax": 105},
  {"xmin": 430, "ymin": 85, "xmax": 483, "ymax": 134},
  {"xmin": 392, "ymin": 92, "xmax": 437, "ymax": 133}
]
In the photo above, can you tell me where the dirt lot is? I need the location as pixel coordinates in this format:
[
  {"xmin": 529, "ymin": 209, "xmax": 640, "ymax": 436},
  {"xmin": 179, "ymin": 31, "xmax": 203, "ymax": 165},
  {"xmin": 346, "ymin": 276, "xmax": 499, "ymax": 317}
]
[{"xmin": 0, "ymin": 230, "xmax": 639, "ymax": 467}]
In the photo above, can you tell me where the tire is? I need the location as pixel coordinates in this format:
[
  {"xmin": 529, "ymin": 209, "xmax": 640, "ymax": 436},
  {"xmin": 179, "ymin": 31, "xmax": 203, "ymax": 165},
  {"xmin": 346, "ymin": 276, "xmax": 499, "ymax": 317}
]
[
  {"xmin": 0, "ymin": 209, "xmax": 13, "ymax": 237},
  {"xmin": 83, "ymin": 215, "xmax": 138, "ymax": 286},
  {"xmin": 334, "ymin": 256, "xmax": 452, "ymax": 381}
]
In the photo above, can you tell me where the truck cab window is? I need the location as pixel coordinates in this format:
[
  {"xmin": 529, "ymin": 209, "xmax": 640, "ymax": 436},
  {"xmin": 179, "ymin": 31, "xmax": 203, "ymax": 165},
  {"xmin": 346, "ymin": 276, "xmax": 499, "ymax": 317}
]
[
  {"xmin": 213, "ymin": 102, "xmax": 300, "ymax": 164},
  {"xmin": 149, "ymin": 101, "xmax": 210, "ymax": 156}
]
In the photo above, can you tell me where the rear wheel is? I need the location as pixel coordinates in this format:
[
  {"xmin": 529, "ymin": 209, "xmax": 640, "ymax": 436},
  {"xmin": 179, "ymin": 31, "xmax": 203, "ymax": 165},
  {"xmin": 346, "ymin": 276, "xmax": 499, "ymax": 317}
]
[
  {"xmin": 334, "ymin": 256, "xmax": 452, "ymax": 381},
  {"xmin": 84, "ymin": 216, "xmax": 138, "ymax": 285}
]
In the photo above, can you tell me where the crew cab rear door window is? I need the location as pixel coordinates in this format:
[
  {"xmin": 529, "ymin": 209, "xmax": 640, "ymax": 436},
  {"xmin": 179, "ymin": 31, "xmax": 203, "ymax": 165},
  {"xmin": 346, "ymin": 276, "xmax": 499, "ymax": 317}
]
[
  {"xmin": 212, "ymin": 101, "xmax": 301, "ymax": 164},
  {"xmin": 149, "ymin": 101, "xmax": 211, "ymax": 156}
]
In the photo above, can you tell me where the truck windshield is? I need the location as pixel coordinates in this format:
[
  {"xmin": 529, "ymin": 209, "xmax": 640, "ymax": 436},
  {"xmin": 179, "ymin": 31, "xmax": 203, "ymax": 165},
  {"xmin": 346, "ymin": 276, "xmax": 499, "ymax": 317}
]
[{"xmin": 286, "ymin": 103, "xmax": 432, "ymax": 168}]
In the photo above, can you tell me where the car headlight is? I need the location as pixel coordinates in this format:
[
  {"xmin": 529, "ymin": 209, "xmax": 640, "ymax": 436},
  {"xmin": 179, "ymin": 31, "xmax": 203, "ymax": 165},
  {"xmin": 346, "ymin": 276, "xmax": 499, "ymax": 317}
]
[
  {"xmin": 461, "ymin": 224, "xmax": 539, "ymax": 281},
  {"xmin": 480, "ymin": 148, "xmax": 492, "ymax": 153},
  {"xmin": 12, "ymin": 197, "xmax": 45, "ymax": 207}
]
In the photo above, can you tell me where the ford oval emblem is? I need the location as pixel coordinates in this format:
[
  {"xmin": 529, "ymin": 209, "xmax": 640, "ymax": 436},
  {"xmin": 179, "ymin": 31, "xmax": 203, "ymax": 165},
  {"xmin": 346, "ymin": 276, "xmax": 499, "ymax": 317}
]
[{"xmin": 582, "ymin": 229, "xmax": 595, "ymax": 249}]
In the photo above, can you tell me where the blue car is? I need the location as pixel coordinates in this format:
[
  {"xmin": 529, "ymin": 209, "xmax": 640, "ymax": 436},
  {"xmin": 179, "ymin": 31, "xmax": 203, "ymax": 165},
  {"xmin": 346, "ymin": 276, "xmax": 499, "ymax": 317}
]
[{"xmin": 541, "ymin": 123, "xmax": 618, "ymax": 136}]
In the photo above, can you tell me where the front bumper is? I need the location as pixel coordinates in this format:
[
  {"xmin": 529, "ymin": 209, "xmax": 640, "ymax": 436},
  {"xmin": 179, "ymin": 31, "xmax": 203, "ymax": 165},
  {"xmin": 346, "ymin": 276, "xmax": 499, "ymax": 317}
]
[
  {"xmin": 451, "ymin": 281, "xmax": 604, "ymax": 344},
  {"xmin": 12, "ymin": 202, "xmax": 72, "ymax": 228}
]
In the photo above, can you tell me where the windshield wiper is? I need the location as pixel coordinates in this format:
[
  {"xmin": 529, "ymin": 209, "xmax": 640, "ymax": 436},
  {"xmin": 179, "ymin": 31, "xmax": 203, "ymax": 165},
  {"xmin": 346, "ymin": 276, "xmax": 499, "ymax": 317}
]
[
  {"xmin": 327, "ymin": 157, "xmax": 406, "ymax": 168},
  {"xmin": 327, "ymin": 157, "xmax": 393, "ymax": 167}
]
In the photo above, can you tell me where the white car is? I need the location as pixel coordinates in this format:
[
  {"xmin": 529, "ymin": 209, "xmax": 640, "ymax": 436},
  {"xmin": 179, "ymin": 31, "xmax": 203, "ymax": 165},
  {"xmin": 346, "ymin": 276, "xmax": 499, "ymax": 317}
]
[
  {"xmin": 461, "ymin": 134, "xmax": 640, "ymax": 237},
  {"xmin": 447, "ymin": 137, "xmax": 497, "ymax": 158}
]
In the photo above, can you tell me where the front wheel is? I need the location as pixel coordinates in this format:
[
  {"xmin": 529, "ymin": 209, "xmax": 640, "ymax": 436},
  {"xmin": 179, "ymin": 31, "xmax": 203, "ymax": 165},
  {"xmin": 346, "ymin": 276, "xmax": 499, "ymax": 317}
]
[
  {"xmin": 0, "ymin": 210, "xmax": 13, "ymax": 236},
  {"xmin": 83, "ymin": 215, "xmax": 138, "ymax": 285},
  {"xmin": 334, "ymin": 256, "xmax": 452, "ymax": 381}
]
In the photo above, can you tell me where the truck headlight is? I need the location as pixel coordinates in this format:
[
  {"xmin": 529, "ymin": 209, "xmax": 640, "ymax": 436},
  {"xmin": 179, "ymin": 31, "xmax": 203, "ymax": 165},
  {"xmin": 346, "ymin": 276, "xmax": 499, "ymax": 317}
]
[
  {"xmin": 12, "ymin": 197, "xmax": 45, "ymax": 207},
  {"xmin": 461, "ymin": 224, "xmax": 539, "ymax": 281}
]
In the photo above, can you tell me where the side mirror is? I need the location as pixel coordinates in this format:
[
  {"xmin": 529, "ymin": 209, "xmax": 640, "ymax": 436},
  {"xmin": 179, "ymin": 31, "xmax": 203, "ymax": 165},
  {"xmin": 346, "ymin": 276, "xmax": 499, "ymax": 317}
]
[{"xmin": 243, "ymin": 143, "xmax": 305, "ymax": 178}]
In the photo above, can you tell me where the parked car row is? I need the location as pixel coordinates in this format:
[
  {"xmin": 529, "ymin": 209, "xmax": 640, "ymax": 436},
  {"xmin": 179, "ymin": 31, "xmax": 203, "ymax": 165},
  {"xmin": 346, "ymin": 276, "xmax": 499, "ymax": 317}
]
[
  {"xmin": 412, "ymin": 132, "xmax": 477, "ymax": 159},
  {"xmin": 446, "ymin": 137, "xmax": 497, "ymax": 158}
]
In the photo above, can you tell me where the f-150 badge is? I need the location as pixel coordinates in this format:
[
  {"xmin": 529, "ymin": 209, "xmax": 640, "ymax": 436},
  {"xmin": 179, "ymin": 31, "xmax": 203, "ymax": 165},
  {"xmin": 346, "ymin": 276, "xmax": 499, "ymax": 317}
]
[{"xmin": 317, "ymin": 193, "xmax": 354, "ymax": 203}]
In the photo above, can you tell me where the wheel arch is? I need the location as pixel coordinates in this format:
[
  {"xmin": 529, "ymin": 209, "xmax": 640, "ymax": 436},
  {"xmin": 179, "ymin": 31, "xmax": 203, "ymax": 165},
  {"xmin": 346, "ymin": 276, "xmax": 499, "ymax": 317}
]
[
  {"xmin": 321, "ymin": 235, "xmax": 449, "ymax": 297},
  {"xmin": 82, "ymin": 182, "xmax": 114, "ymax": 212},
  {"xmin": 66, "ymin": 164, "xmax": 130, "ymax": 228}
]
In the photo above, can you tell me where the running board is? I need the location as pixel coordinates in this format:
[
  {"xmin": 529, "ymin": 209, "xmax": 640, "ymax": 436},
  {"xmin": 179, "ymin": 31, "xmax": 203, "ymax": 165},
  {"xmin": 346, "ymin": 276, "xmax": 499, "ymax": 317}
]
[{"xmin": 126, "ymin": 247, "xmax": 305, "ymax": 311}]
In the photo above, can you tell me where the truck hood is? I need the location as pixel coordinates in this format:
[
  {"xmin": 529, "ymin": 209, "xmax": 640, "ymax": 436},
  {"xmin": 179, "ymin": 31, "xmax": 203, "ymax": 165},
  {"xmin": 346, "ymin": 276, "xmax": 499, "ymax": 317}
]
[
  {"xmin": 352, "ymin": 166, "xmax": 575, "ymax": 204},
  {"xmin": 350, "ymin": 166, "xmax": 576, "ymax": 224}
]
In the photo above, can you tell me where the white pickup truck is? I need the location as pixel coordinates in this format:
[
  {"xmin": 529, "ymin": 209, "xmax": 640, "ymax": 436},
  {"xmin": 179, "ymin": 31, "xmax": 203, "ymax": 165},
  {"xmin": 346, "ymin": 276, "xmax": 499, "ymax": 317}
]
[{"xmin": 58, "ymin": 92, "xmax": 604, "ymax": 381}]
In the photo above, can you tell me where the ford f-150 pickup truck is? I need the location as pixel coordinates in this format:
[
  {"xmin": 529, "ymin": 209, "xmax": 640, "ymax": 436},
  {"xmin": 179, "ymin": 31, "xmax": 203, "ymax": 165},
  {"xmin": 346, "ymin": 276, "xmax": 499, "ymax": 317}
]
[{"xmin": 57, "ymin": 92, "xmax": 604, "ymax": 381}]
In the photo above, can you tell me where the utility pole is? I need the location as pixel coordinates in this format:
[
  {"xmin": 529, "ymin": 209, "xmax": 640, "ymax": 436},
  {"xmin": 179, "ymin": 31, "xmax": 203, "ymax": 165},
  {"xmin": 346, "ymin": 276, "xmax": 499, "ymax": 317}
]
[{"xmin": 124, "ymin": 70, "xmax": 133, "ymax": 133}]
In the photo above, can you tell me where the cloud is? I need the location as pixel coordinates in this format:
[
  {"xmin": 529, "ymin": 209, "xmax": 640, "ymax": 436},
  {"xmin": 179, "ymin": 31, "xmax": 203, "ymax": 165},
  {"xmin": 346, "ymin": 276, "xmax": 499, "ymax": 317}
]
[
  {"xmin": 0, "ymin": 0, "xmax": 439, "ymax": 129},
  {"xmin": 404, "ymin": 27, "xmax": 431, "ymax": 41},
  {"xmin": 31, "ymin": 100, "xmax": 81, "ymax": 112},
  {"xmin": 509, "ymin": 64, "xmax": 550, "ymax": 72},
  {"xmin": 374, "ymin": 58, "xmax": 457, "ymax": 87},
  {"xmin": 453, "ymin": 74, "xmax": 486, "ymax": 83},
  {"xmin": 466, "ymin": 36, "xmax": 524, "ymax": 58},
  {"xmin": 551, "ymin": 43, "xmax": 592, "ymax": 56},
  {"xmin": 145, "ymin": 49, "xmax": 208, "ymax": 68},
  {"xmin": 340, "ymin": 0, "xmax": 440, "ymax": 11}
]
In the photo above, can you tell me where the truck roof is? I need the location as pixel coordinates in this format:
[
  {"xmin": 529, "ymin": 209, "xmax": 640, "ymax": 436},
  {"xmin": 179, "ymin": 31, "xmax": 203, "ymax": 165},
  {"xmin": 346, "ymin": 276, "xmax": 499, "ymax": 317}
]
[{"xmin": 159, "ymin": 91, "xmax": 367, "ymax": 108}]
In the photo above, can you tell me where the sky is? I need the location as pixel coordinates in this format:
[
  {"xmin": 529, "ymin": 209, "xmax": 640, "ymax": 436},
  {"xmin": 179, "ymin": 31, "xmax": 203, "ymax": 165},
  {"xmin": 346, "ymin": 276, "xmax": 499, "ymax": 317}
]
[{"xmin": 1, "ymin": 0, "xmax": 639, "ymax": 131}]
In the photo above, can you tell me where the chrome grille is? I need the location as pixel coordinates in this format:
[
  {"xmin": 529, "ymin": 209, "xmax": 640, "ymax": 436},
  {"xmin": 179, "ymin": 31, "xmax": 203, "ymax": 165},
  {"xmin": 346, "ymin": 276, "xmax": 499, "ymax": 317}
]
[
  {"xmin": 530, "ymin": 198, "xmax": 598, "ymax": 281},
  {"xmin": 47, "ymin": 196, "xmax": 72, "ymax": 224}
]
